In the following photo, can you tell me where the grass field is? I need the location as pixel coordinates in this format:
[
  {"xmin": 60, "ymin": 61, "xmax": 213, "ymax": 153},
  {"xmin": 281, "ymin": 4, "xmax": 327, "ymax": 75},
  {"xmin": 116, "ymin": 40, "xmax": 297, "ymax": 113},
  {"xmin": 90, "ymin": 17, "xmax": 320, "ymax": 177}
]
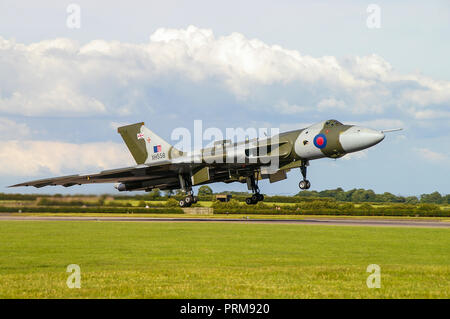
[
  {"xmin": 12, "ymin": 212, "xmax": 450, "ymax": 221},
  {"xmin": 0, "ymin": 221, "xmax": 448, "ymax": 298}
]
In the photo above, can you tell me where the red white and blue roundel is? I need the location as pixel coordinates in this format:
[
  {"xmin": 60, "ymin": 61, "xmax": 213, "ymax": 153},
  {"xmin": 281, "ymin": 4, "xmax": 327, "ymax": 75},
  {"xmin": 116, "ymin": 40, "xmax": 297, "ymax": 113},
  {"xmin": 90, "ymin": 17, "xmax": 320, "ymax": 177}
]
[{"xmin": 313, "ymin": 133, "xmax": 327, "ymax": 149}]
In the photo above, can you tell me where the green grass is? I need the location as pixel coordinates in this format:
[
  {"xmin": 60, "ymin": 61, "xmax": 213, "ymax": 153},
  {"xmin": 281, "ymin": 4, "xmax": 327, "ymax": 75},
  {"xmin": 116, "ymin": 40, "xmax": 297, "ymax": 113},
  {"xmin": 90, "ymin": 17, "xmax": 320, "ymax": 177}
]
[
  {"xmin": 14, "ymin": 212, "xmax": 450, "ymax": 221},
  {"xmin": 0, "ymin": 221, "xmax": 448, "ymax": 298}
]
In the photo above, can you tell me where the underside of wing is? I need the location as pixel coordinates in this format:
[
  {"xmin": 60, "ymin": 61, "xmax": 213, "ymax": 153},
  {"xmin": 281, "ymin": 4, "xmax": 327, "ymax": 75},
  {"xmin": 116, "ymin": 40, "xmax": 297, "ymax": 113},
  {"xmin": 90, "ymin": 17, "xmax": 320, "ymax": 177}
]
[{"xmin": 9, "ymin": 162, "xmax": 192, "ymax": 190}]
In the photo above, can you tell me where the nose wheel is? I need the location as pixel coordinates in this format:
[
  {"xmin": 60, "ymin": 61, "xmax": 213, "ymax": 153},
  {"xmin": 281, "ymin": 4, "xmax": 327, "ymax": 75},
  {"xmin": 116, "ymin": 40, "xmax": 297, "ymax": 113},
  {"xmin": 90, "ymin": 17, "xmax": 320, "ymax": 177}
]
[
  {"xmin": 299, "ymin": 161, "xmax": 311, "ymax": 190},
  {"xmin": 299, "ymin": 180, "xmax": 311, "ymax": 190}
]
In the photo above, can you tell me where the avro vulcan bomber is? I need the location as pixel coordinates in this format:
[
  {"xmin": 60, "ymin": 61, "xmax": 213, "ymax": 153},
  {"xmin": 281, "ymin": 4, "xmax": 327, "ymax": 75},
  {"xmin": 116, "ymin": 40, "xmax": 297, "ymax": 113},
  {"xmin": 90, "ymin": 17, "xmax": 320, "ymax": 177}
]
[{"xmin": 11, "ymin": 120, "xmax": 401, "ymax": 207}]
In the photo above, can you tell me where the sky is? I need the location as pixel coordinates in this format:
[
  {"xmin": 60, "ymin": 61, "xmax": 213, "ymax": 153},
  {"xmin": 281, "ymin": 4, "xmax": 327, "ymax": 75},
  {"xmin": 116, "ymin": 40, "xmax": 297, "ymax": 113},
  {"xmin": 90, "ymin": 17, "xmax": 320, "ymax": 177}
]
[{"xmin": 0, "ymin": 0, "xmax": 449, "ymax": 196}]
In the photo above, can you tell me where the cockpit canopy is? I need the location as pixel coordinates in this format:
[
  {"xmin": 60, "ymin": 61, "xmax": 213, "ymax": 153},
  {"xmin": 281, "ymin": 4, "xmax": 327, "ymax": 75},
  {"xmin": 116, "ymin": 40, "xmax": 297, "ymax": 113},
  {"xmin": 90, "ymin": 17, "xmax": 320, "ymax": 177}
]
[{"xmin": 325, "ymin": 119, "xmax": 343, "ymax": 127}]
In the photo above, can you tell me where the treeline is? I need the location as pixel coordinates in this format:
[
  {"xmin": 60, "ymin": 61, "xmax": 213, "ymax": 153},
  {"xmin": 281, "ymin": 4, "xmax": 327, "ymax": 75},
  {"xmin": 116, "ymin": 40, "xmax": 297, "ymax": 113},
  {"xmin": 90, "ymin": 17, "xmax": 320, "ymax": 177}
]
[
  {"xmin": 211, "ymin": 200, "xmax": 448, "ymax": 217},
  {"xmin": 295, "ymin": 188, "xmax": 450, "ymax": 204},
  {"xmin": 0, "ymin": 193, "xmax": 40, "ymax": 200},
  {"xmin": 0, "ymin": 188, "xmax": 449, "ymax": 204}
]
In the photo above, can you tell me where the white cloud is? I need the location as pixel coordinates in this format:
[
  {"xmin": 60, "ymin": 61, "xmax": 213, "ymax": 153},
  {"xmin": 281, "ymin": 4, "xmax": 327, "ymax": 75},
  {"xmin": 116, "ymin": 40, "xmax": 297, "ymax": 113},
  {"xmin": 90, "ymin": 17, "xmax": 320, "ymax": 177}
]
[
  {"xmin": 413, "ymin": 110, "xmax": 450, "ymax": 120},
  {"xmin": 0, "ymin": 86, "xmax": 106, "ymax": 116},
  {"xmin": 274, "ymin": 100, "xmax": 312, "ymax": 114},
  {"xmin": 317, "ymin": 98, "xmax": 347, "ymax": 112},
  {"xmin": 415, "ymin": 148, "xmax": 448, "ymax": 163},
  {"xmin": 0, "ymin": 25, "xmax": 449, "ymax": 120},
  {"xmin": 0, "ymin": 140, "xmax": 135, "ymax": 176},
  {"xmin": 345, "ymin": 54, "xmax": 393, "ymax": 81}
]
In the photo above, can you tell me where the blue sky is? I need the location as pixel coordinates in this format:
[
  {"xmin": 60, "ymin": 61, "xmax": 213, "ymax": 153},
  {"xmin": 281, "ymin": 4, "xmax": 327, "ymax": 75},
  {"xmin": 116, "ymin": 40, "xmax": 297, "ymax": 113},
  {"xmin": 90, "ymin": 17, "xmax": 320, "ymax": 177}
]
[{"xmin": 0, "ymin": 1, "xmax": 449, "ymax": 196}]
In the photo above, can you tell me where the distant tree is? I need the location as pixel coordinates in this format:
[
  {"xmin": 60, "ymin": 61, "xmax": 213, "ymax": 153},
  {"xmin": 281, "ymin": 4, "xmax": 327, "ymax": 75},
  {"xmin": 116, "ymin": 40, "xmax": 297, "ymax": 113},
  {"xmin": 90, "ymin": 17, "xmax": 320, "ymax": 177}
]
[
  {"xmin": 296, "ymin": 190, "xmax": 318, "ymax": 197},
  {"xmin": 443, "ymin": 194, "xmax": 450, "ymax": 204},
  {"xmin": 336, "ymin": 191, "xmax": 349, "ymax": 202},
  {"xmin": 378, "ymin": 192, "xmax": 400, "ymax": 203},
  {"xmin": 163, "ymin": 190, "xmax": 174, "ymax": 197},
  {"xmin": 146, "ymin": 189, "xmax": 161, "ymax": 199},
  {"xmin": 420, "ymin": 192, "xmax": 443, "ymax": 204},
  {"xmin": 198, "ymin": 185, "xmax": 213, "ymax": 196},
  {"xmin": 365, "ymin": 189, "xmax": 377, "ymax": 202},
  {"xmin": 351, "ymin": 189, "xmax": 375, "ymax": 202},
  {"xmin": 405, "ymin": 196, "xmax": 419, "ymax": 204},
  {"xmin": 318, "ymin": 188, "xmax": 344, "ymax": 199}
]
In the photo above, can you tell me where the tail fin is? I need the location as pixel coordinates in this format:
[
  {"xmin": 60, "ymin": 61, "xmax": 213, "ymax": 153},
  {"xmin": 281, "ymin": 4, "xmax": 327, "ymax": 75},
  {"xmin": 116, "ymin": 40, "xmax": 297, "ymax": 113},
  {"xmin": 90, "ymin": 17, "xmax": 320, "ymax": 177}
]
[{"xmin": 117, "ymin": 122, "xmax": 180, "ymax": 164}]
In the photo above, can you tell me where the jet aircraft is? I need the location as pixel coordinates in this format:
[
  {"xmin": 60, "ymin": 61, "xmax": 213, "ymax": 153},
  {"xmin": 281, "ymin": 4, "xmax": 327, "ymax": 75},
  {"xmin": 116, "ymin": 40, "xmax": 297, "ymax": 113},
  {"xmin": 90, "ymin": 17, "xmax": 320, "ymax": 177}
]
[{"xmin": 11, "ymin": 120, "xmax": 401, "ymax": 207}]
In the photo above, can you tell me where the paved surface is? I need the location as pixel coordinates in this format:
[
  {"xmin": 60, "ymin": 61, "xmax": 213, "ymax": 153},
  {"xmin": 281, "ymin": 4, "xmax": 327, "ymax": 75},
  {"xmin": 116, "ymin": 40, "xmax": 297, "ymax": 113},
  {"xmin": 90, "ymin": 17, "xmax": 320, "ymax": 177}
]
[{"xmin": 0, "ymin": 215, "xmax": 449, "ymax": 228}]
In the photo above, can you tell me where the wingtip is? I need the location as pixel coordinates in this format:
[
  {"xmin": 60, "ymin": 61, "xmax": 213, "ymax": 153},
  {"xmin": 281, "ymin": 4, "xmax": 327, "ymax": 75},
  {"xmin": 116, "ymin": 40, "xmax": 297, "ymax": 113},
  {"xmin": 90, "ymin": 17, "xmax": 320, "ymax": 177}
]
[{"xmin": 8, "ymin": 184, "xmax": 24, "ymax": 188}]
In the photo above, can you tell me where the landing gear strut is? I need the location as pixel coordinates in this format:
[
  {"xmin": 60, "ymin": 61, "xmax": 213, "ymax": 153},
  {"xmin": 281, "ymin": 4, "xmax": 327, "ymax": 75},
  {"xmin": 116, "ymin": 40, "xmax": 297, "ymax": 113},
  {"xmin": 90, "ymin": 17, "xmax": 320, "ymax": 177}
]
[
  {"xmin": 178, "ymin": 174, "xmax": 198, "ymax": 207},
  {"xmin": 245, "ymin": 174, "xmax": 264, "ymax": 205},
  {"xmin": 299, "ymin": 161, "xmax": 311, "ymax": 190}
]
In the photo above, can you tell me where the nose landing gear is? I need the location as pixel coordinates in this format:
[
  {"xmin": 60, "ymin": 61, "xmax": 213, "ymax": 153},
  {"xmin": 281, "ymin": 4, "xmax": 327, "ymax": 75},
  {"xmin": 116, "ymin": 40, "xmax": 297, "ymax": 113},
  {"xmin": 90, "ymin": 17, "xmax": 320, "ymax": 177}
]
[
  {"xmin": 299, "ymin": 161, "xmax": 311, "ymax": 190},
  {"xmin": 299, "ymin": 180, "xmax": 311, "ymax": 190}
]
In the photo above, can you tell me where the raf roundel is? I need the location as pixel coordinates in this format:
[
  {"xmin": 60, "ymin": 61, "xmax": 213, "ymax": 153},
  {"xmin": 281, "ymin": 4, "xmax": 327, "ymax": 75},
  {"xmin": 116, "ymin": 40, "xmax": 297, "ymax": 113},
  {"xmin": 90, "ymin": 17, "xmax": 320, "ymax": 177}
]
[{"xmin": 313, "ymin": 133, "xmax": 327, "ymax": 149}]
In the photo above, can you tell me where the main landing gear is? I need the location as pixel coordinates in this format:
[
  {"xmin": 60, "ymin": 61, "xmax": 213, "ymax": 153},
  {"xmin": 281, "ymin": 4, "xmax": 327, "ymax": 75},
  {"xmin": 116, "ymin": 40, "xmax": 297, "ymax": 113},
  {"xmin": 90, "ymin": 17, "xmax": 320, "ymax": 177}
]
[
  {"xmin": 299, "ymin": 161, "xmax": 311, "ymax": 190},
  {"xmin": 179, "ymin": 192, "xmax": 198, "ymax": 208},
  {"xmin": 245, "ymin": 175, "xmax": 264, "ymax": 205},
  {"xmin": 178, "ymin": 174, "xmax": 198, "ymax": 207}
]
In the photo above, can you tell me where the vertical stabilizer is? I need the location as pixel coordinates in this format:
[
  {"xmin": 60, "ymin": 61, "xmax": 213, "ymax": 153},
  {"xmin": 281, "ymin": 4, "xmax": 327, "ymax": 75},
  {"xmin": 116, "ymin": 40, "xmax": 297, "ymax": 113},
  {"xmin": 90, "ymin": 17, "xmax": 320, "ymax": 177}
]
[{"xmin": 118, "ymin": 122, "xmax": 180, "ymax": 164}]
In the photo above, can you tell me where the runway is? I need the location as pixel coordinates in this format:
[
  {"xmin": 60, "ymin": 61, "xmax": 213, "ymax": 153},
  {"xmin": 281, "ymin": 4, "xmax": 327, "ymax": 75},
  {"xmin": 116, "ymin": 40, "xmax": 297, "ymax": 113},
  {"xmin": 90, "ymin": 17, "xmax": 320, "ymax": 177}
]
[{"xmin": 0, "ymin": 215, "xmax": 449, "ymax": 228}]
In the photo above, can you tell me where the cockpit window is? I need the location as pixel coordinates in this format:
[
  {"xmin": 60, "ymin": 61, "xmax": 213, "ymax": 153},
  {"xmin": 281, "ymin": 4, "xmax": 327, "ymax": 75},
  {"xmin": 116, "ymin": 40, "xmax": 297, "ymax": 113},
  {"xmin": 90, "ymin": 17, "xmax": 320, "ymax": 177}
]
[{"xmin": 326, "ymin": 119, "xmax": 342, "ymax": 126}]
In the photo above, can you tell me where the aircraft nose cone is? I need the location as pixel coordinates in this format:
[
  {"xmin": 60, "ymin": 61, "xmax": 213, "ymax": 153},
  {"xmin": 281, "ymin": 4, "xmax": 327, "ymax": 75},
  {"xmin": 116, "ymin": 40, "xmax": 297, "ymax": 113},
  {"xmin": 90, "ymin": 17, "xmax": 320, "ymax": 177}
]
[{"xmin": 340, "ymin": 126, "xmax": 385, "ymax": 153}]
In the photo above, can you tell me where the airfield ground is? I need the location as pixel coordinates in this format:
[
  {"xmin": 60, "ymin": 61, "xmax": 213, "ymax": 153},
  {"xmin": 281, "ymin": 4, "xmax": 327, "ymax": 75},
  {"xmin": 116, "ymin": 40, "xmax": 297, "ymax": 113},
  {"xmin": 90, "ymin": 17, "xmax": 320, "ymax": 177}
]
[{"xmin": 0, "ymin": 219, "xmax": 448, "ymax": 298}]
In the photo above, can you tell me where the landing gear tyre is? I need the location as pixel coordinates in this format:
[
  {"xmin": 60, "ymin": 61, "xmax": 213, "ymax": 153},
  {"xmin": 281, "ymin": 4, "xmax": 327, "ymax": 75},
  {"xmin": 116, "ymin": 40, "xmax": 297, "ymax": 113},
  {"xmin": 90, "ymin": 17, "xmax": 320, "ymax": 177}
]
[
  {"xmin": 245, "ymin": 198, "xmax": 254, "ymax": 205},
  {"xmin": 251, "ymin": 194, "xmax": 259, "ymax": 202},
  {"xmin": 179, "ymin": 199, "xmax": 186, "ymax": 207},
  {"xmin": 299, "ymin": 180, "xmax": 311, "ymax": 190},
  {"xmin": 192, "ymin": 196, "xmax": 198, "ymax": 204},
  {"xmin": 257, "ymin": 194, "xmax": 264, "ymax": 201},
  {"xmin": 299, "ymin": 180, "xmax": 305, "ymax": 189},
  {"xmin": 185, "ymin": 196, "xmax": 192, "ymax": 205}
]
